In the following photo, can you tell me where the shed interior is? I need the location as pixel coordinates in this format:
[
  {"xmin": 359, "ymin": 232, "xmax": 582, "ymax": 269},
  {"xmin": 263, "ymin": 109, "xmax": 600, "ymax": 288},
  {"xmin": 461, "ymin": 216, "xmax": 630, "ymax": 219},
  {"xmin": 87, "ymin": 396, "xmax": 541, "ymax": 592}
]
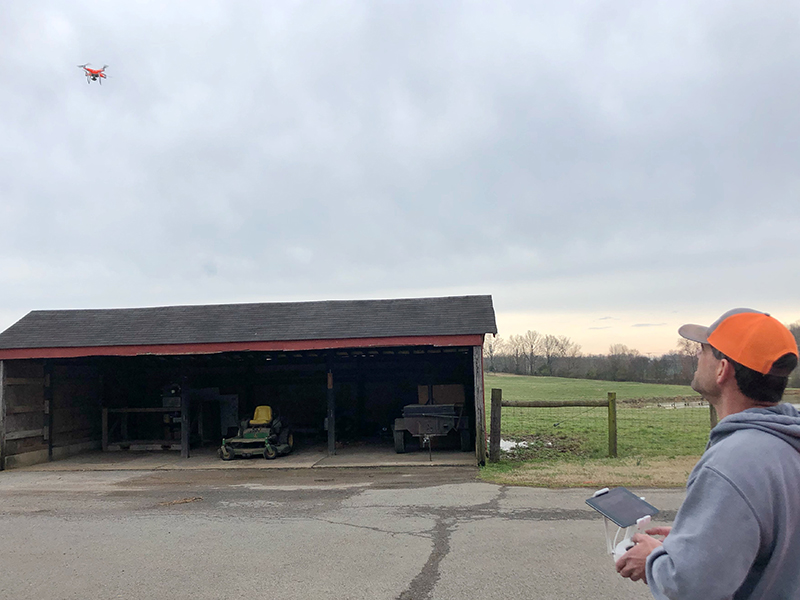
[{"xmin": 1, "ymin": 344, "xmax": 479, "ymax": 467}]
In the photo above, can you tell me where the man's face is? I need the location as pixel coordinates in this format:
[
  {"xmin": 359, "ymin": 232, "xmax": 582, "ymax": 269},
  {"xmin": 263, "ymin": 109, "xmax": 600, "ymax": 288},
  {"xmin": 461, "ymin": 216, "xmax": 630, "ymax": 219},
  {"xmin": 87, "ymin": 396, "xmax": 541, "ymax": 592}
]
[{"xmin": 691, "ymin": 343, "xmax": 721, "ymax": 400}]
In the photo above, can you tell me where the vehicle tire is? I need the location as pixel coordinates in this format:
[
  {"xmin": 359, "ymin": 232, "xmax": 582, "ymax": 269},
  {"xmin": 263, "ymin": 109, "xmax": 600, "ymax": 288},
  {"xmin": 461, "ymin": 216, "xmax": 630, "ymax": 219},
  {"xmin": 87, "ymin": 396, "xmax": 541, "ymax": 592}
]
[
  {"xmin": 279, "ymin": 428, "xmax": 294, "ymax": 449},
  {"xmin": 394, "ymin": 429, "xmax": 406, "ymax": 454},
  {"xmin": 460, "ymin": 428, "xmax": 472, "ymax": 452},
  {"xmin": 264, "ymin": 444, "xmax": 278, "ymax": 460},
  {"xmin": 220, "ymin": 445, "xmax": 235, "ymax": 461}
]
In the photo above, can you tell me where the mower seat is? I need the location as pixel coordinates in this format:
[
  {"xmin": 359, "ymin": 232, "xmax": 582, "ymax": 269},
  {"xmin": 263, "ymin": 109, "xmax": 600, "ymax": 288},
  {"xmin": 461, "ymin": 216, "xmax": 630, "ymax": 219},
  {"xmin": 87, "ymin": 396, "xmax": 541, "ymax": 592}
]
[{"xmin": 249, "ymin": 405, "xmax": 273, "ymax": 427}]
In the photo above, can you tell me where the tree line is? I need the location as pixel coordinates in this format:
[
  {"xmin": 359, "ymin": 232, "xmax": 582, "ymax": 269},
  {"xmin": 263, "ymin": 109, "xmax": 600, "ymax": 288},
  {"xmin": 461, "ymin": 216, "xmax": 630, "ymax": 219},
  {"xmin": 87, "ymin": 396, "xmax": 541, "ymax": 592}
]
[{"xmin": 484, "ymin": 322, "xmax": 800, "ymax": 388}]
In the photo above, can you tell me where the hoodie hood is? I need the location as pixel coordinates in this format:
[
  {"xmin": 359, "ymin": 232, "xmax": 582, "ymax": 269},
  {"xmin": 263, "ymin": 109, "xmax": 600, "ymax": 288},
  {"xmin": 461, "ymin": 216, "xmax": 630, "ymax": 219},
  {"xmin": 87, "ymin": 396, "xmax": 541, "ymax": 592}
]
[{"xmin": 710, "ymin": 403, "xmax": 800, "ymax": 452}]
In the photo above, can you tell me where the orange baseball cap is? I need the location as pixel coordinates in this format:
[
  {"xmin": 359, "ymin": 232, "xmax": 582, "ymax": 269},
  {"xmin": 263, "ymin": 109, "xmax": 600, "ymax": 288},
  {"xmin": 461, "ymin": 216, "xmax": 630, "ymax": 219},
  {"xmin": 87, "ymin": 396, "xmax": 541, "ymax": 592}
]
[{"xmin": 679, "ymin": 308, "xmax": 798, "ymax": 376}]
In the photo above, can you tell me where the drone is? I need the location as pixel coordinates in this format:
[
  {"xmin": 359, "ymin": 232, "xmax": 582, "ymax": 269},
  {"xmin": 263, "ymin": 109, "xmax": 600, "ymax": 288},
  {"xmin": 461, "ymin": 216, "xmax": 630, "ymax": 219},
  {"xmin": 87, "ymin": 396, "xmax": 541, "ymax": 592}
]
[{"xmin": 77, "ymin": 63, "xmax": 108, "ymax": 84}]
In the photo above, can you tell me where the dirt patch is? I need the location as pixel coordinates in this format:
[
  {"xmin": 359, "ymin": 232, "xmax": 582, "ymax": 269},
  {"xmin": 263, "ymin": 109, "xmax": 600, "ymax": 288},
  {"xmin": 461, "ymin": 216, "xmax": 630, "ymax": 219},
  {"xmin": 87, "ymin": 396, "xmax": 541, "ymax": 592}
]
[
  {"xmin": 482, "ymin": 456, "xmax": 700, "ymax": 488},
  {"xmin": 502, "ymin": 433, "xmax": 587, "ymax": 459}
]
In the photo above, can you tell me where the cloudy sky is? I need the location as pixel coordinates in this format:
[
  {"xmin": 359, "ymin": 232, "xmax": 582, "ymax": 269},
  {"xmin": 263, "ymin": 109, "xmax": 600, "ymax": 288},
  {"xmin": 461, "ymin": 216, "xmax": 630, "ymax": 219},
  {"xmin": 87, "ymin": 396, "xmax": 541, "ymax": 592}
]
[{"xmin": 2, "ymin": 1, "xmax": 799, "ymax": 355}]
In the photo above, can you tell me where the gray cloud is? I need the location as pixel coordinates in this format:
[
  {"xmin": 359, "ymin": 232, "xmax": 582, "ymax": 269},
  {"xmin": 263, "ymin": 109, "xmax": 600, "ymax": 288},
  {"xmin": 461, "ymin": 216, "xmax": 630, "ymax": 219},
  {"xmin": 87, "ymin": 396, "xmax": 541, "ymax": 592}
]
[{"xmin": 2, "ymin": 0, "xmax": 799, "ymax": 338}]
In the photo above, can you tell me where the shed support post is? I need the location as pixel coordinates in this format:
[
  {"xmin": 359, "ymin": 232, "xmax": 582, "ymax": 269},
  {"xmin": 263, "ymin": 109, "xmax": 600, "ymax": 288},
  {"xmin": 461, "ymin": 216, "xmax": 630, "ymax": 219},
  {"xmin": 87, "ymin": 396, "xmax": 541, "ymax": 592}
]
[
  {"xmin": 473, "ymin": 345, "xmax": 487, "ymax": 466},
  {"xmin": 102, "ymin": 408, "xmax": 108, "ymax": 452},
  {"xmin": 181, "ymin": 377, "xmax": 190, "ymax": 458},
  {"xmin": 327, "ymin": 367, "xmax": 335, "ymax": 456},
  {"xmin": 44, "ymin": 360, "xmax": 53, "ymax": 461},
  {"xmin": 0, "ymin": 360, "xmax": 6, "ymax": 470},
  {"xmin": 489, "ymin": 388, "xmax": 502, "ymax": 463}
]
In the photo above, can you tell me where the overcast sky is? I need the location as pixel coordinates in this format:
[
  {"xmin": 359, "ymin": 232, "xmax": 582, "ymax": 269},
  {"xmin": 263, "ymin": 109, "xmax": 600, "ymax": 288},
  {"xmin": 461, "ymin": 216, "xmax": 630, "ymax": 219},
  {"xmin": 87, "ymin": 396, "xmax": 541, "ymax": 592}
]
[{"xmin": 2, "ymin": 1, "xmax": 799, "ymax": 355}]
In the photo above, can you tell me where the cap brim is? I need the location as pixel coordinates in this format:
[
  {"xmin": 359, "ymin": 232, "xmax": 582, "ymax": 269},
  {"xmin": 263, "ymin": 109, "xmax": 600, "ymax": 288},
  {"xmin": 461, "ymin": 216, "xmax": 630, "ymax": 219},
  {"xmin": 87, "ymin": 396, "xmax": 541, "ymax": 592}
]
[{"xmin": 679, "ymin": 324, "xmax": 709, "ymax": 344}]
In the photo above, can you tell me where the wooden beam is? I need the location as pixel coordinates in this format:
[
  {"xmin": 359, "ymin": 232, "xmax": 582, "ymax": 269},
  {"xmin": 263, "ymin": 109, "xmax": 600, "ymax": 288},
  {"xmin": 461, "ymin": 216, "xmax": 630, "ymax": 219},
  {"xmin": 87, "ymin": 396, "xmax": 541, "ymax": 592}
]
[
  {"xmin": 44, "ymin": 360, "xmax": 53, "ymax": 460},
  {"xmin": 502, "ymin": 400, "xmax": 610, "ymax": 408},
  {"xmin": 5, "ymin": 377, "xmax": 45, "ymax": 386},
  {"xmin": 105, "ymin": 407, "xmax": 180, "ymax": 413},
  {"xmin": 607, "ymin": 392, "xmax": 617, "ymax": 458},
  {"xmin": 6, "ymin": 405, "xmax": 44, "ymax": 415},
  {"xmin": 102, "ymin": 408, "xmax": 108, "ymax": 452},
  {"xmin": 0, "ymin": 361, "xmax": 5, "ymax": 471},
  {"xmin": 6, "ymin": 428, "xmax": 45, "ymax": 441},
  {"xmin": 0, "ymin": 334, "xmax": 485, "ymax": 360},
  {"xmin": 473, "ymin": 345, "xmax": 486, "ymax": 466},
  {"xmin": 181, "ymin": 378, "xmax": 189, "ymax": 458},
  {"xmin": 489, "ymin": 388, "xmax": 502, "ymax": 463},
  {"xmin": 327, "ymin": 366, "xmax": 335, "ymax": 456}
]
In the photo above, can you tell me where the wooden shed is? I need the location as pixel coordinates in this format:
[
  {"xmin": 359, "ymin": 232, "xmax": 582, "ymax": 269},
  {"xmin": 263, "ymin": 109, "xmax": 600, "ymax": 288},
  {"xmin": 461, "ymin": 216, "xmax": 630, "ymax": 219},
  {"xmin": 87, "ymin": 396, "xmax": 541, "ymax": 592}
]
[{"xmin": 0, "ymin": 295, "xmax": 497, "ymax": 469}]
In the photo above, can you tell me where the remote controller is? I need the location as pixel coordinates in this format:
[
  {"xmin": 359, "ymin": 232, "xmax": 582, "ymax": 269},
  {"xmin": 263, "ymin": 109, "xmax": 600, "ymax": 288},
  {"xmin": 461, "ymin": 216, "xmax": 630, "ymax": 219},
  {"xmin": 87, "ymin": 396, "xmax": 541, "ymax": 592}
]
[{"xmin": 612, "ymin": 515, "xmax": 651, "ymax": 562}]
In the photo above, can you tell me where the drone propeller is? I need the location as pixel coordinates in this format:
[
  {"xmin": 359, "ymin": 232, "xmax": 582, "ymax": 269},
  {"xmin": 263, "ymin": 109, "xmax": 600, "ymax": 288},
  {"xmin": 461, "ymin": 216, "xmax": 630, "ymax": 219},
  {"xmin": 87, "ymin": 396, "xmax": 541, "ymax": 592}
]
[{"xmin": 78, "ymin": 63, "xmax": 90, "ymax": 69}]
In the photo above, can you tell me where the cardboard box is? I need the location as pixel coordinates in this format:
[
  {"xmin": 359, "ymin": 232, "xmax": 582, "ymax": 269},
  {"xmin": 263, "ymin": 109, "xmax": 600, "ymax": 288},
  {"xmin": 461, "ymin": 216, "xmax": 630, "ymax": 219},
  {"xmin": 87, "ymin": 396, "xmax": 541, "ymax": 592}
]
[{"xmin": 417, "ymin": 384, "xmax": 465, "ymax": 405}]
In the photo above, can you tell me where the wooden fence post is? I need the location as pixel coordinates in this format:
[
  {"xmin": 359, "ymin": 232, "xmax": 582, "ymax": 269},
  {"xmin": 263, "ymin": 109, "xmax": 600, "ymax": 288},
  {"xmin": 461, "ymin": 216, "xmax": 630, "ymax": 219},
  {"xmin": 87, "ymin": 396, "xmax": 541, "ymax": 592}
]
[
  {"xmin": 489, "ymin": 389, "xmax": 502, "ymax": 463},
  {"xmin": 607, "ymin": 392, "xmax": 617, "ymax": 458}
]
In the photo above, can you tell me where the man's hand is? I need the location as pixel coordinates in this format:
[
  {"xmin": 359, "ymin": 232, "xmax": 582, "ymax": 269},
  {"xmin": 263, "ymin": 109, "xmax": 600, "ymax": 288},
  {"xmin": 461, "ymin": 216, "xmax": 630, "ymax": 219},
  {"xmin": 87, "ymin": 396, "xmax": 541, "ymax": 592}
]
[
  {"xmin": 615, "ymin": 533, "xmax": 663, "ymax": 584},
  {"xmin": 645, "ymin": 526, "xmax": 671, "ymax": 539}
]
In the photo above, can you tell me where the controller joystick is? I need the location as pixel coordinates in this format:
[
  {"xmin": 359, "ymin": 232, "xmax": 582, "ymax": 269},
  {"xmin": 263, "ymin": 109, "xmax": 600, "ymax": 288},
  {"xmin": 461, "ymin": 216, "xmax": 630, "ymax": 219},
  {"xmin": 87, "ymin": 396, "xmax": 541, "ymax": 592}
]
[{"xmin": 612, "ymin": 515, "xmax": 651, "ymax": 562}]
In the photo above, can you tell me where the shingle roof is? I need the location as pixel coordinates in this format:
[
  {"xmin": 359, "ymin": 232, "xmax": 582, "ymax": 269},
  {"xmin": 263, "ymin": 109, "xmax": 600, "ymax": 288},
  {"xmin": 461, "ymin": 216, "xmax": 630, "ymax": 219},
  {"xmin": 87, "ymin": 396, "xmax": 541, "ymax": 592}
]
[{"xmin": 0, "ymin": 295, "xmax": 497, "ymax": 350}]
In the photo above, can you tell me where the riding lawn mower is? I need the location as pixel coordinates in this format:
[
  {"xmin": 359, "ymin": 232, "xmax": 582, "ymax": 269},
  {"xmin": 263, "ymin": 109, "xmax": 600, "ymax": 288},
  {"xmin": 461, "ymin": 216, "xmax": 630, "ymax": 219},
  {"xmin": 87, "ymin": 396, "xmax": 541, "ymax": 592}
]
[{"xmin": 218, "ymin": 405, "xmax": 294, "ymax": 460}]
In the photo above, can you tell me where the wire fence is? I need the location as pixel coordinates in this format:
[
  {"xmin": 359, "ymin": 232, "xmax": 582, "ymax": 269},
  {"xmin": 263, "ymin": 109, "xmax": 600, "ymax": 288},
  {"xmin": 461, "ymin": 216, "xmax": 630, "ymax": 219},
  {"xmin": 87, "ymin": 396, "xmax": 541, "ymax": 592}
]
[{"xmin": 491, "ymin": 391, "xmax": 714, "ymax": 461}]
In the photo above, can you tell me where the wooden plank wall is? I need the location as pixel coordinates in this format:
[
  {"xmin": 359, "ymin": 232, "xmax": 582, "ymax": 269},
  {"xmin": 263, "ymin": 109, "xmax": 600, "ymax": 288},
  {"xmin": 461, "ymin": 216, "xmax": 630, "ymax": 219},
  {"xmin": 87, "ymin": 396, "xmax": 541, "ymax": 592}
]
[
  {"xmin": 0, "ymin": 361, "xmax": 5, "ymax": 467},
  {"xmin": 2, "ymin": 359, "xmax": 47, "ymax": 467},
  {"xmin": 52, "ymin": 364, "xmax": 103, "ymax": 449}
]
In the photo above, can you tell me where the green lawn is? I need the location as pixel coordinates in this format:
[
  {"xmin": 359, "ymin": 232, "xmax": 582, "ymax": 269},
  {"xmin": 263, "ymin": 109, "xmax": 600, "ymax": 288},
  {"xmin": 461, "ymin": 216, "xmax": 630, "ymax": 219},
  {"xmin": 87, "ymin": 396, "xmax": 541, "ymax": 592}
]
[
  {"xmin": 481, "ymin": 373, "xmax": 711, "ymax": 487},
  {"xmin": 484, "ymin": 373, "xmax": 709, "ymax": 460},
  {"xmin": 485, "ymin": 373, "xmax": 700, "ymax": 402}
]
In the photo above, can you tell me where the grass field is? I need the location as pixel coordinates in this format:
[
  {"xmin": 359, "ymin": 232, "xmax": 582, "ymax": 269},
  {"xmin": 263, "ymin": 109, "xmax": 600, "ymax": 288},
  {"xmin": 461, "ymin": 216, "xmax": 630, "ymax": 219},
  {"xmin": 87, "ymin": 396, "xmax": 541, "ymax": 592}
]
[
  {"xmin": 480, "ymin": 373, "xmax": 709, "ymax": 488},
  {"xmin": 485, "ymin": 373, "xmax": 700, "ymax": 402}
]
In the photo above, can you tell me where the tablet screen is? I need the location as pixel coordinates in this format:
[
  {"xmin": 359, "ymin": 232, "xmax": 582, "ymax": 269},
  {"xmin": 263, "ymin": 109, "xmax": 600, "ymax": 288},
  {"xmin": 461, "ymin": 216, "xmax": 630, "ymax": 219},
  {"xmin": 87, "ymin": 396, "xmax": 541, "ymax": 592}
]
[{"xmin": 585, "ymin": 487, "xmax": 659, "ymax": 528}]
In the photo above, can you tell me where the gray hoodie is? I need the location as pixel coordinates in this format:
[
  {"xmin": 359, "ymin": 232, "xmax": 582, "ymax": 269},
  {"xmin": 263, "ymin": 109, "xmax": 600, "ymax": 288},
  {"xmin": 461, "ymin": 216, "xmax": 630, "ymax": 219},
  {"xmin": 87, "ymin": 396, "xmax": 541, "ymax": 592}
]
[{"xmin": 646, "ymin": 403, "xmax": 800, "ymax": 600}]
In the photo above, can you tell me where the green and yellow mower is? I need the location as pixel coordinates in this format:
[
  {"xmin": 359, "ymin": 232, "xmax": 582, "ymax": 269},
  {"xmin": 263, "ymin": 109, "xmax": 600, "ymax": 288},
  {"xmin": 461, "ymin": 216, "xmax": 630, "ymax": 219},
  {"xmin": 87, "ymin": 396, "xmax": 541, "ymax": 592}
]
[{"xmin": 219, "ymin": 405, "xmax": 294, "ymax": 460}]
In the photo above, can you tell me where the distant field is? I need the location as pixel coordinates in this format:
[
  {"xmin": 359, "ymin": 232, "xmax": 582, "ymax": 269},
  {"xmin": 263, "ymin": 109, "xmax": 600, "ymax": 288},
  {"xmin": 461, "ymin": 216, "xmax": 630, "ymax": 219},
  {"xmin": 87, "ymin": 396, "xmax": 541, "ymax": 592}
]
[{"xmin": 484, "ymin": 373, "xmax": 700, "ymax": 402}]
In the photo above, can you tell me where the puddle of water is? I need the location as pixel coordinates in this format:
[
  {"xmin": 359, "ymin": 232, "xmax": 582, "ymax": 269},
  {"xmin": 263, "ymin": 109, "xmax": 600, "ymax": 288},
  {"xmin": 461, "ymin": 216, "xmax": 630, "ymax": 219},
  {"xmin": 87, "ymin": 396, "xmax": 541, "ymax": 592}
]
[{"xmin": 500, "ymin": 439, "xmax": 528, "ymax": 451}]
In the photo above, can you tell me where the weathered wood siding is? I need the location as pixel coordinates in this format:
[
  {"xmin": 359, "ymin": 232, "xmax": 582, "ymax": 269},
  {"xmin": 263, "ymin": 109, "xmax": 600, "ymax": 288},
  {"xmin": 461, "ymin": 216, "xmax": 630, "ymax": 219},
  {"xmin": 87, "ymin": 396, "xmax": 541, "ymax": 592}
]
[{"xmin": 2, "ymin": 359, "xmax": 47, "ymax": 468}]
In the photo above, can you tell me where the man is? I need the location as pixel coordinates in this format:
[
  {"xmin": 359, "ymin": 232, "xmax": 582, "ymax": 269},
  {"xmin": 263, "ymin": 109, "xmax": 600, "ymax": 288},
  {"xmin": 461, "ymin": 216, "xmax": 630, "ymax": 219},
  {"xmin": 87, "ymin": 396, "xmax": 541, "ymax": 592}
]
[{"xmin": 616, "ymin": 308, "xmax": 800, "ymax": 599}]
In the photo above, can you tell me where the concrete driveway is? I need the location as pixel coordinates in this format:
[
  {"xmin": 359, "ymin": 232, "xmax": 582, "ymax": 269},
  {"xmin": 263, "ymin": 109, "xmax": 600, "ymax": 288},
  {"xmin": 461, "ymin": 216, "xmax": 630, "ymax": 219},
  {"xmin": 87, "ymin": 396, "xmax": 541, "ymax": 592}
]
[
  {"xmin": 0, "ymin": 464, "xmax": 684, "ymax": 600},
  {"xmin": 20, "ymin": 443, "xmax": 478, "ymax": 471}
]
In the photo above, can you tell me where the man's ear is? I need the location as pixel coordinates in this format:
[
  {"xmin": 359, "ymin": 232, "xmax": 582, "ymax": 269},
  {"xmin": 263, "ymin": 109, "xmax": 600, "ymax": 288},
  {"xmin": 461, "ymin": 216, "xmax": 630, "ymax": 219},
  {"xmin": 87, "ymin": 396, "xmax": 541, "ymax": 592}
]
[{"xmin": 716, "ymin": 358, "xmax": 735, "ymax": 385}]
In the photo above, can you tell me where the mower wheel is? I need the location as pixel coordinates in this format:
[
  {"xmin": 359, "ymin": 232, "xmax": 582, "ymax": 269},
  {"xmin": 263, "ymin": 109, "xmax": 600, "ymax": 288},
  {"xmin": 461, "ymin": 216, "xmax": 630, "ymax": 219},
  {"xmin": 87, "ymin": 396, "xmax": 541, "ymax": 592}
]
[
  {"xmin": 220, "ymin": 445, "xmax": 235, "ymax": 461},
  {"xmin": 279, "ymin": 428, "xmax": 294, "ymax": 449},
  {"xmin": 264, "ymin": 444, "xmax": 278, "ymax": 460}
]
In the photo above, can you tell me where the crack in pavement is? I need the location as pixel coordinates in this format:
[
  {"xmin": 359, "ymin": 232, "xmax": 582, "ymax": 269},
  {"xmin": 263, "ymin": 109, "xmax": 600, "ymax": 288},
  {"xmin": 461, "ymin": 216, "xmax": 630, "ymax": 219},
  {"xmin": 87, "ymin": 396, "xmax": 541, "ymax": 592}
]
[{"xmin": 396, "ymin": 513, "xmax": 454, "ymax": 600}]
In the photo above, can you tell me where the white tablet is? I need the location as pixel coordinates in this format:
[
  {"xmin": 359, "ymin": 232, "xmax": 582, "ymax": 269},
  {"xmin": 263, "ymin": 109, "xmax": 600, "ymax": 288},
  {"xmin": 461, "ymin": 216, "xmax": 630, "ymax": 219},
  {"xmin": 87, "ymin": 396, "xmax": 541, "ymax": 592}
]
[{"xmin": 585, "ymin": 487, "xmax": 659, "ymax": 528}]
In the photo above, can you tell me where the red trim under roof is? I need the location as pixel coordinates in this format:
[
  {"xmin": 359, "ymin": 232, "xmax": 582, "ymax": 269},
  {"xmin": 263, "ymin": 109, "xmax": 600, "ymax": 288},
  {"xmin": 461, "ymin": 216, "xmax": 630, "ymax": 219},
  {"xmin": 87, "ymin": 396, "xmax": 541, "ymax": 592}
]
[{"xmin": 0, "ymin": 334, "xmax": 485, "ymax": 360}]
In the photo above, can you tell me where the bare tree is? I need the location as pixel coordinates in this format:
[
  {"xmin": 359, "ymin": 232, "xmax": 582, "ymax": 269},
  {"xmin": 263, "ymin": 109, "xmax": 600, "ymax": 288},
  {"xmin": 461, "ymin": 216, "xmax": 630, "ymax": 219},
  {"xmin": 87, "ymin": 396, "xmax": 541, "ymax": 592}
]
[
  {"xmin": 506, "ymin": 334, "xmax": 526, "ymax": 374},
  {"xmin": 483, "ymin": 334, "xmax": 504, "ymax": 372},
  {"xmin": 541, "ymin": 334, "xmax": 561, "ymax": 375},
  {"xmin": 553, "ymin": 336, "xmax": 582, "ymax": 376},
  {"xmin": 676, "ymin": 337, "xmax": 700, "ymax": 382},
  {"xmin": 520, "ymin": 330, "xmax": 542, "ymax": 375},
  {"xmin": 607, "ymin": 344, "xmax": 639, "ymax": 381}
]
